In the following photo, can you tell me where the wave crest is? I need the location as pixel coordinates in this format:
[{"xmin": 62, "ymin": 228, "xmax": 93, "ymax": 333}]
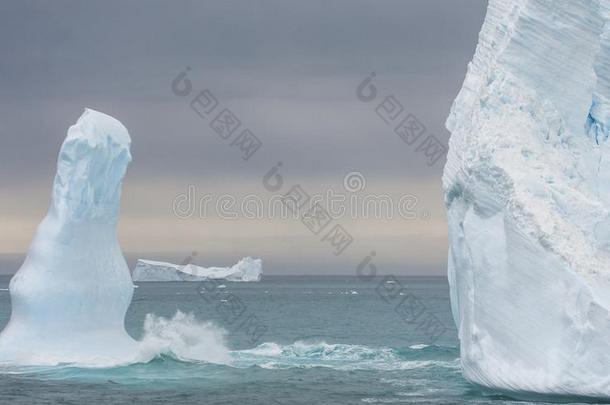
[
  {"xmin": 136, "ymin": 311, "xmax": 231, "ymax": 365},
  {"xmin": 0, "ymin": 311, "xmax": 457, "ymax": 374}
]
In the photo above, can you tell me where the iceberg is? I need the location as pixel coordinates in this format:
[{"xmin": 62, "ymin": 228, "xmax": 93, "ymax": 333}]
[
  {"xmin": 0, "ymin": 108, "xmax": 137, "ymax": 365},
  {"xmin": 444, "ymin": 0, "xmax": 610, "ymax": 399},
  {"xmin": 132, "ymin": 257, "xmax": 262, "ymax": 282}
]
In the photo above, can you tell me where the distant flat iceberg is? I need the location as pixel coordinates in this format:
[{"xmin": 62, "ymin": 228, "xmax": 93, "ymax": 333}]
[{"xmin": 132, "ymin": 257, "xmax": 262, "ymax": 282}]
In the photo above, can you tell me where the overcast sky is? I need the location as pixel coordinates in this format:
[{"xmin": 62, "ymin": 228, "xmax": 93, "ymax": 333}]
[{"xmin": 0, "ymin": 0, "xmax": 487, "ymax": 275}]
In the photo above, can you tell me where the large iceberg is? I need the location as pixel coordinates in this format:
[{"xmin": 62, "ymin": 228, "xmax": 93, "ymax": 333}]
[
  {"xmin": 444, "ymin": 0, "xmax": 610, "ymax": 399},
  {"xmin": 132, "ymin": 257, "xmax": 262, "ymax": 282},
  {"xmin": 0, "ymin": 108, "xmax": 138, "ymax": 365}
]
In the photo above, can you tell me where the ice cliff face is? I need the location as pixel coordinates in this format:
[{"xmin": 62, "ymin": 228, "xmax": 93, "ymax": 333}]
[
  {"xmin": 0, "ymin": 109, "xmax": 137, "ymax": 365},
  {"xmin": 444, "ymin": 0, "xmax": 610, "ymax": 399},
  {"xmin": 132, "ymin": 257, "xmax": 263, "ymax": 282}
]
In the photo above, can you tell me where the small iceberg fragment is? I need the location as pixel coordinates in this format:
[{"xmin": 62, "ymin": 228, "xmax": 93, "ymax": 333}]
[{"xmin": 132, "ymin": 257, "xmax": 262, "ymax": 282}]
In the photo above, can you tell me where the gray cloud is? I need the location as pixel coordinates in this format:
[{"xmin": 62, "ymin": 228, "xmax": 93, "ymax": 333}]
[
  {"xmin": 0, "ymin": 0, "xmax": 485, "ymax": 180},
  {"xmin": 0, "ymin": 0, "xmax": 486, "ymax": 274}
]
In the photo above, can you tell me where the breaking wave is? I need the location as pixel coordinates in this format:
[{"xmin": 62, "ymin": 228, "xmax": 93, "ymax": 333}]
[
  {"xmin": 136, "ymin": 311, "xmax": 231, "ymax": 365},
  {"xmin": 0, "ymin": 312, "xmax": 458, "ymax": 374}
]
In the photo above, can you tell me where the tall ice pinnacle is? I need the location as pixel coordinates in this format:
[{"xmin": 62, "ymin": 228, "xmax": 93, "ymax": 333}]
[
  {"xmin": 443, "ymin": 0, "xmax": 610, "ymax": 399},
  {"xmin": 0, "ymin": 108, "xmax": 137, "ymax": 365}
]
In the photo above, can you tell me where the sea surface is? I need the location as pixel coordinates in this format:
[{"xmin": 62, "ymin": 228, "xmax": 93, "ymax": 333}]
[{"xmin": 0, "ymin": 275, "xmax": 600, "ymax": 404}]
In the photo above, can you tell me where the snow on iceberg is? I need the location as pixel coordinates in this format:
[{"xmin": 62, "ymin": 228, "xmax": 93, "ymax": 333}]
[
  {"xmin": 132, "ymin": 257, "xmax": 262, "ymax": 282},
  {"xmin": 444, "ymin": 0, "xmax": 610, "ymax": 399},
  {"xmin": 0, "ymin": 108, "xmax": 138, "ymax": 365}
]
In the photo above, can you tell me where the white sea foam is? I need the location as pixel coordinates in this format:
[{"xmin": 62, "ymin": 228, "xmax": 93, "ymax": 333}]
[
  {"xmin": 0, "ymin": 311, "xmax": 458, "ymax": 372},
  {"xmin": 136, "ymin": 311, "xmax": 230, "ymax": 365},
  {"xmin": 0, "ymin": 311, "xmax": 230, "ymax": 368},
  {"xmin": 231, "ymin": 340, "xmax": 459, "ymax": 371}
]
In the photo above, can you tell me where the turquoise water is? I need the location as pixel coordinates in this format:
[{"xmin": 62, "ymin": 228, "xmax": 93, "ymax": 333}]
[{"xmin": 0, "ymin": 275, "xmax": 598, "ymax": 404}]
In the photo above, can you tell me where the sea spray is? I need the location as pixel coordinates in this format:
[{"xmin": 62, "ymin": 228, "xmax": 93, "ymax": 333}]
[{"xmin": 137, "ymin": 311, "xmax": 230, "ymax": 364}]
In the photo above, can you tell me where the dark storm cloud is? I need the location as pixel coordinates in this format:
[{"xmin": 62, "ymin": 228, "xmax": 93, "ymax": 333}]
[{"xmin": 0, "ymin": 0, "xmax": 486, "ymax": 184}]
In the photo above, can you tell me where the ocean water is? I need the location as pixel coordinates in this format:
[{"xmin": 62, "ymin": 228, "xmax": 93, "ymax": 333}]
[{"xmin": 0, "ymin": 275, "xmax": 598, "ymax": 404}]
